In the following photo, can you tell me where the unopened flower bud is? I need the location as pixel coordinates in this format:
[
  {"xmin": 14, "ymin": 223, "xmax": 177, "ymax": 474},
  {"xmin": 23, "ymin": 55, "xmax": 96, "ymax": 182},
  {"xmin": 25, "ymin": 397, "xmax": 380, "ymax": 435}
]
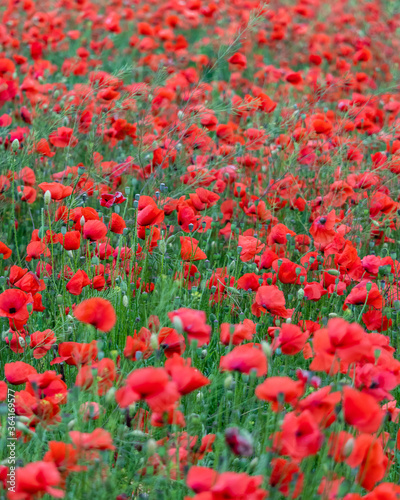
[
  {"xmin": 343, "ymin": 438, "xmax": 354, "ymax": 457},
  {"xmin": 147, "ymin": 438, "xmax": 157, "ymax": 455},
  {"xmin": 224, "ymin": 374, "xmax": 233, "ymax": 389},
  {"xmin": 150, "ymin": 333, "xmax": 158, "ymax": 350},
  {"xmin": 261, "ymin": 341, "xmax": 272, "ymax": 357},
  {"xmin": 172, "ymin": 316, "xmax": 183, "ymax": 334},
  {"xmin": 122, "ymin": 295, "xmax": 129, "ymax": 308},
  {"xmin": 11, "ymin": 139, "xmax": 19, "ymax": 152},
  {"xmin": 44, "ymin": 190, "xmax": 52, "ymax": 205},
  {"xmin": 158, "ymin": 239, "xmax": 167, "ymax": 255},
  {"xmin": 105, "ymin": 387, "xmax": 116, "ymax": 404}
]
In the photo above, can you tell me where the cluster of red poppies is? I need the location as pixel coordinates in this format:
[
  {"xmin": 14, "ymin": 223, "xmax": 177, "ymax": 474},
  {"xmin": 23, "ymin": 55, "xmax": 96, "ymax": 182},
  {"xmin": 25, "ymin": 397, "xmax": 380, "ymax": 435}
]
[{"xmin": 0, "ymin": 0, "xmax": 400, "ymax": 498}]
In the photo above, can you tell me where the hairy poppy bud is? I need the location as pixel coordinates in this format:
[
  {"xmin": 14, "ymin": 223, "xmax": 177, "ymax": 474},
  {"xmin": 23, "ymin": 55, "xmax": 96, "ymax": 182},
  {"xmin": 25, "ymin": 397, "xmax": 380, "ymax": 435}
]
[
  {"xmin": 105, "ymin": 387, "xmax": 116, "ymax": 404},
  {"xmin": 343, "ymin": 437, "xmax": 354, "ymax": 457},
  {"xmin": 224, "ymin": 374, "xmax": 233, "ymax": 389},
  {"xmin": 122, "ymin": 295, "xmax": 129, "ymax": 308},
  {"xmin": 44, "ymin": 190, "xmax": 52, "ymax": 204},
  {"xmin": 172, "ymin": 316, "xmax": 183, "ymax": 334},
  {"xmin": 158, "ymin": 239, "xmax": 167, "ymax": 254},
  {"xmin": 261, "ymin": 341, "xmax": 272, "ymax": 357},
  {"xmin": 11, "ymin": 139, "xmax": 19, "ymax": 151},
  {"xmin": 146, "ymin": 438, "xmax": 157, "ymax": 456},
  {"xmin": 150, "ymin": 333, "xmax": 158, "ymax": 350}
]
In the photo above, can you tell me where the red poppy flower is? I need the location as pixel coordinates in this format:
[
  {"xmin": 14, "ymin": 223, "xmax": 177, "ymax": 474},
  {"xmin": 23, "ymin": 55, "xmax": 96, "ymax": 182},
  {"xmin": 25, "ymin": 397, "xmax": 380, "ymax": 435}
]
[
  {"xmin": 279, "ymin": 410, "xmax": 324, "ymax": 461},
  {"xmin": 220, "ymin": 343, "xmax": 267, "ymax": 376},
  {"xmin": 343, "ymin": 386, "xmax": 384, "ymax": 433},
  {"xmin": 273, "ymin": 323, "xmax": 309, "ymax": 355},
  {"xmin": 51, "ymin": 340, "xmax": 98, "ymax": 366},
  {"xmin": 180, "ymin": 236, "xmax": 207, "ymax": 261},
  {"xmin": 220, "ymin": 319, "xmax": 256, "ymax": 345},
  {"xmin": 255, "ymin": 376, "xmax": 304, "ymax": 411},
  {"xmin": 5, "ymin": 361, "xmax": 38, "ymax": 385},
  {"xmin": 0, "ymin": 288, "xmax": 31, "ymax": 324},
  {"xmin": 69, "ymin": 428, "xmax": 115, "ymax": 451},
  {"xmin": 168, "ymin": 308, "xmax": 211, "ymax": 346},
  {"xmin": 137, "ymin": 196, "xmax": 164, "ymax": 226},
  {"xmin": 0, "ymin": 240, "xmax": 12, "ymax": 259},
  {"xmin": 58, "ymin": 230, "xmax": 81, "ymax": 250},
  {"xmin": 11, "ymin": 461, "xmax": 64, "ymax": 499},
  {"xmin": 310, "ymin": 210, "xmax": 336, "ymax": 246},
  {"xmin": 346, "ymin": 434, "xmax": 388, "ymax": 490},
  {"xmin": 109, "ymin": 213, "xmax": 126, "ymax": 234},
  {"xmin": 38, "ymin": 182, "xmax": 73, "ymax": 201},
  {"xmin": 73, "ymin": 297, "xmax": 116, "ymax": 332},
  {"xmin": 34, "ymin": 138, "xmax": 55, "ymax": 157},
  {"xmin": 251, "ymin": 285, "xmax": 290, "ymax": 318},
  {"xmin": 165, "ymin": 355, "xmax": 210, "ymax": 395},
  {"xmin": 100, "ymin": 191, "xmax": 126, "ymax": 208},
  {"xmin": 49, "ymin": 127, "xmax": 78, "ymax": 148},
  {"xmin": 83, "ymin": 220, "xmax": 108, "ymax": 241}
]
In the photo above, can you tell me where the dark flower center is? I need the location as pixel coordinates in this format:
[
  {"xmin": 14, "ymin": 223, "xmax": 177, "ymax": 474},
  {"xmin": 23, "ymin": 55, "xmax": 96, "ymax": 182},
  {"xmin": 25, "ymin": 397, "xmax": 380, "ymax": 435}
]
[
  {"xmin": 319, "ymin": 217, "xmax": 326, "ymax": 224},
  {"xmin": 9, "ymin": 307, "xmax": 16, "ymax": 314}
]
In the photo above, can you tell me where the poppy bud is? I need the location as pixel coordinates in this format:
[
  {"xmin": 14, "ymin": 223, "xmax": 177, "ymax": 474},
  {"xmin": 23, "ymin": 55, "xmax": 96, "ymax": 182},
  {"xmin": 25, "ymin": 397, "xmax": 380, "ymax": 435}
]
[
  {"xmin": 67, "ymin": 419, "xmax": 77, "ymax": 430},
  {"xmin": 172, "ymin": 316, "xmax": 183, "ymax": 334},
  {"xmin": 158, "ymin": 239, "xmax": 167, "ymax": 254},
  {"xmin": 80, "ymin": 216, "xmax": 85, "ymax": 227},
  {"xmin": 366, "ymin": 282, "xmax": 372, "ymax": 292},
  {"xmin": 343, "ymin": 309, "xmax": 353, "ymax": 320},
  {"xmin": 105, "ymin": 387, "xmax": 116, "ymax": 404},
  {"xmin": 78, "ymin": 166, "xmax": 85, "ymax": 176},
  {"xmin": 44, "ymin": 190, "xmax": 52, "ymax": 204},
  {"xmin": 27, "ymin": 303, "xmax": 33, "ymax": 313},
  {"xmin": 326, "ymin": 269, "xmax": 340, "ymax": 276},
  {"xmin": 146, "ymin": 438, "xmax": 157, "ymax": 456},
  {"xmin": 11, "ymin": 139, "xmax": 19, "ymax": 151},
  {"xmin": 122, "ymin": 295, "xmax": 129, "ymax": 308},
  {"xmin": 224, "ymin": 374, "xmax": 234, "ymax": 389},
  {"xmin": 150, "ymin": 333, "xmax": 158, "ymax": 349},
  {"xmin": 17, "ymin": 416, "xmax": 30, "ymax": 423},
  {"xmin": 343, "ymin": 438, "xmax": 354, "ymax": 457},
  {"xmin": 16, "ymin": 421, "xmax": 34, "ymax": 435},
  {"xmin": 297, "ymin": 288, "xmax": 305, "ymax": 299},
  {"xmin": 261, "ymin": 341, "xmax": 272, "ymax": 357}
]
